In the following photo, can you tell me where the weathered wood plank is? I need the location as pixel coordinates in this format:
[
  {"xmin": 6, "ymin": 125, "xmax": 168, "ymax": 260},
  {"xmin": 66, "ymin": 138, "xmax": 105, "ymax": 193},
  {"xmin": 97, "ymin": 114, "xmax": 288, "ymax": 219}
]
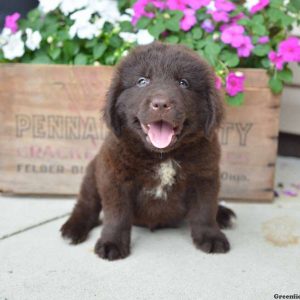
[{"xmin": 0, "ymin": 64, "xmax": 280, "ymax": 201}]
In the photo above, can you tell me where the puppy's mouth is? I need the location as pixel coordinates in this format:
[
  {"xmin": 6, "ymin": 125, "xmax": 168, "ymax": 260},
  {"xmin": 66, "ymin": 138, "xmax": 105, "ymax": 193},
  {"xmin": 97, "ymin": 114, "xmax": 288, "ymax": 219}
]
[{"xmin": 140, "ymin": 120, "xmax": 179, "ymax": 149}]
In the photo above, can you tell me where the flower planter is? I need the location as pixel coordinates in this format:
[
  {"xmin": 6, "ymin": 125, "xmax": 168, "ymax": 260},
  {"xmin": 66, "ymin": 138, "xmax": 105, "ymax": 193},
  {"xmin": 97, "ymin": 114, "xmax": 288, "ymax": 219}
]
[{"xmin": 0, "ymin": 64, "xmax": 280, "ymax": 202}]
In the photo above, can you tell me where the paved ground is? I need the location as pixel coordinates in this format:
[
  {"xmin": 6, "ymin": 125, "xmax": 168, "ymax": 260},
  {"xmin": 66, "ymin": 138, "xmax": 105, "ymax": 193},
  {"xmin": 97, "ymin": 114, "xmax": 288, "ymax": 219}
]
[{"xmin": 1, "ymin": 156, "xmax": 300, "ymax": 300}]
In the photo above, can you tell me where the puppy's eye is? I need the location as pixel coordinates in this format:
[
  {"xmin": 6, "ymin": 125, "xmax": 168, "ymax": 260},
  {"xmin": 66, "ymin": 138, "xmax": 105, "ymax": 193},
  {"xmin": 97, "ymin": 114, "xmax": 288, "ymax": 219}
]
[
  {"xmin": 179, "ymin": 79, "xmax": 189, "ymax": 89},
  {"xmin": 137, "ymin": 77, "xmax": 150, "ymax": 87}
]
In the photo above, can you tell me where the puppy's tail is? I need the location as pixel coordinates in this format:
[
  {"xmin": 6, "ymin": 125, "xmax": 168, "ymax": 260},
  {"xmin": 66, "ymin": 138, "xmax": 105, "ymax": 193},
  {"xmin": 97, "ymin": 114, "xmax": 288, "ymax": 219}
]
[{"xmin": 217, "ymin": 205, "xmax": 236, "ymax": 229}]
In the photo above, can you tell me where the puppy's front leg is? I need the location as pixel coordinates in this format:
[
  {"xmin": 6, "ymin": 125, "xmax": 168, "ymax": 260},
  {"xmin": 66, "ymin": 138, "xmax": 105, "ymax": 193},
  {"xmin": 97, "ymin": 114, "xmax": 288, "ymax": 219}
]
[
  {"xmin": 94, "ymin": 184, "xmax": 133, "ymax": 261},
  {"xmin": 188, "ymin": 177, "xmax": 230, "ymax": 254}
]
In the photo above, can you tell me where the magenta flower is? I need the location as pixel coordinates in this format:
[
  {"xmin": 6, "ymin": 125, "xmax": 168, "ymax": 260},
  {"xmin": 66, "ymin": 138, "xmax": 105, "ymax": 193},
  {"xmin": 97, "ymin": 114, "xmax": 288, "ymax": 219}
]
[
  {"xmin": 201, "ymin": 19, "xmax": 214, "ymax": 33},
  {"xmin": 237, "ymin": 36, "xmax": 254, "ymax": 57},
  {"xmin": 215, "ymin": 76, "xmax": 222, "ymax": 90},
  {"xmin": 209, "ymin": 10, "xmax": 229, "ymax": 22},
  {"xmin": 278, "ymin": 37, "xmax": 300, "ymax": 62},
  {"xmin": 226, "ymin": 72, "xmax": 245, "ymax": 96},
  {"xmin": 167, "ymin": 0, "xmax": 186, "ymax": 10},
  {"xmin": 231, "ymin": 12, "xmax": 245, "ymax": 24},
  {"xmin": 268, "ymin": 51, "xmax": 284, "ymax": 70},
  {"xmin": 258, "ymin": 36, "xmax": 270, "ymax": 44},
  {"xmin": 188, "ymin": 0, "xmax": 210, "ymax": 10},
  {"xmin": 4, "ymin": 12, "xmax": 21, "ymax": 33},
  {"xmin": 215, "ymin": 0, "xmax": 236, "ymax": 12},
  {"xmin": 221, "ymin": 24, "xmax": 245, "ymax": 48},
  {"xmin": 250, "ymin": 0, "xmax": 269, "ymax": 14},
  {"xmin": 180, "ymin": 8, "xmax": 196, "ymax": 31}
]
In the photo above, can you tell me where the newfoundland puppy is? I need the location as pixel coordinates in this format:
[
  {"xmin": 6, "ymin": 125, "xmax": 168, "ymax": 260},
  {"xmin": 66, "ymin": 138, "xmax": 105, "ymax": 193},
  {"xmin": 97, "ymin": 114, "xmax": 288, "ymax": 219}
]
[{"xmin": 61, "ymin": 42, "xmax": 235, "ymax": 260}]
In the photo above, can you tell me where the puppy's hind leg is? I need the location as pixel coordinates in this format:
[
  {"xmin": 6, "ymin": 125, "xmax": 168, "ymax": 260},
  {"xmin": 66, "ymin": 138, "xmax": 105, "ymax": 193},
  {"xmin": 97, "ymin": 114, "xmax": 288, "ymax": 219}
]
[{"xmin": 61, "ymin": 158, "xmax": 102, "ymax": 244}]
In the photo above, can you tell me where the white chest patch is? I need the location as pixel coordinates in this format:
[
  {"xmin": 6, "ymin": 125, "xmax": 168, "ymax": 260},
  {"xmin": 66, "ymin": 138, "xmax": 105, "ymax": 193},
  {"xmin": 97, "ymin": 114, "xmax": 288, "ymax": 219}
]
[{"xmin": 148, "ymin": 159, "xmax": 177, "ymax": 200}]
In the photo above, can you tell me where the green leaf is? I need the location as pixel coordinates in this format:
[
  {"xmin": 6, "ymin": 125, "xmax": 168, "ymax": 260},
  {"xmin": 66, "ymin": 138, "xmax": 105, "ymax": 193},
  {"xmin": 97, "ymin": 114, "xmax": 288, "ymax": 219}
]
[
  {"xmin": 30, "ymin": 52, "xmax": 52, "ymax": 64},
  {"xmin": 48, "ymin": 48, "xmax": 61, "ymax": 60},
  {"xmin": 196, "ymin": 40, "xmax": 207, "ymax": 50},
  {"xmin": 290, "ymin": 0, "xmax": 300, "ymax": 10},
  {"xmin": 109, "ymin": 35, "xmax": 123, "ymax": 48},
  {"xmin": 191, "ymin": 27, "xmax": 203, "ymax": 40},
  {"xmin": 277, "ymin": 68, "xmax": 293, "ymax": 83},
  {"xmin": 63, "ymin": 41, "xmax": 80, "ymax": 57},
  {"xmin": 136, "ymin": 17, "xmax": 152, "ymax": 29},
  {"xmin": 269, "ymin": 76, "xmax": 283, "ymax": 94},
  {"xmin": 220, "ymin": 50, "xmax": 239, "ymax": 67},
  {"xmin": 165, "ymin": 35, "xmax": 179, "ymax": 44},
  {"xmin": 120, "ymin": 21, "xmax": 133, "ymax": 32},
  {"xmin": 93, "ymin": 44, "xmax": 107, "ymax": 59},
  {"xmin": 205, "ymin": 42, "xmax": 221, "ymax": 56},
  {"xmin": 226, "ymin": 93, "xmax": 244, "ymax": 106},
  {"xmin": 253, "ymin": 44, "xmax": 271, "ymax": 56},
  {"xmin": 148, "ymin": 20, "xmax": 165, "ymax": 38},
  {"xmin": 74, "ymin": 53, "xmax": 88, "ymax": 65},
  {"xmin": 261, "ymin": 57, "xmax": 270, "ymax": 68},
  {"xmin": 165, "ymin": 17, "xmax": 180, "ymax": 32}
]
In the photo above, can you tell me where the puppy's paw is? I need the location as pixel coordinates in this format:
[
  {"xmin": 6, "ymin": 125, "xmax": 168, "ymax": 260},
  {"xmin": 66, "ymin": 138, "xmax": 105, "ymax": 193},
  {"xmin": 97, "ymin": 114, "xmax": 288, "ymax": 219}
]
[
  {"xmin": 193, "ymin": 229, "xmax": 230, "ymax": 254},
  {"xmin": 94, "ymin": 239, "xmax": 130, "ymax": 261},
  {"xmin": 60, "ymin": 219, "xmax": 90, "ymax": 244}
]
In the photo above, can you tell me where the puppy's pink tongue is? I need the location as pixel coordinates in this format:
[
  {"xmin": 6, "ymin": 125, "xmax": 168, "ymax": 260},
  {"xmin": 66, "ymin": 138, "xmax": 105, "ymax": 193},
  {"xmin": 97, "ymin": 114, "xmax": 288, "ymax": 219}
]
[{"xmin": 148, "ymin": 121, "xmax": 174, "ymax": 149}]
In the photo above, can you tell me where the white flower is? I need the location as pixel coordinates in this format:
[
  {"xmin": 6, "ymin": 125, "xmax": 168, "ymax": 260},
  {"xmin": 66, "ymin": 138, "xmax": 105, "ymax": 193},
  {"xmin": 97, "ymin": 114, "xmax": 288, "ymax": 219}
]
[
  {"xmin": 119, "ymin": 14, "xmax": 132, "ymax": 22},
  {"xmin": 2, "ymin": 31, "xmax": 25, "ymax": 60},
  {"xmin": 0, "ymin": 28, "xmax": 12, "ymax": 47},
  {"xmin": 91, "ymin": 0, "xmax": 120, "ymax": 24},
  {"xmin": 244, "ymin": 0, "xmax": 259, "ymax": 10},
  {"xmin": 207, "ymin": 0, "xmax": 216, "ymax": 11},
  {"xmin": 39, "ymin": 0, "xmax": 62, "ymax": 13},
  {"xmin": 136, "ymin": 30, "xmax": 154, "ymax": 45},
  {"xmin": 25, "ymin": 28, "xmax": 42, "ymax": 51},
  {"xmin": 119, "ymin": 32, "xmax": 137, "ymax": 43},
  {"xmin": 60, "ymin": 0, "xmax": 89, "ymax": 15},
  {"xmin": 70, "ymin": 8, "xmax": 92, "ymax": 23},
  {"xmin": 69, "ymin": 21, "xmax": 99, "ymax": 39},
  {"xmin": 125, "ymin": 8, "xmax": 134, "ymax": 16}
]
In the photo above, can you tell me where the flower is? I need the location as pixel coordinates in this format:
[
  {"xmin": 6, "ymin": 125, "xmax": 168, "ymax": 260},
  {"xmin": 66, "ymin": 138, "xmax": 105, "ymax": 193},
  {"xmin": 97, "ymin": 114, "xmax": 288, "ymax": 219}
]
[
  {"xmin": 4, "ymin": 12, "xmax": 20, "ymax": 33},
  {"xmin": 221, "ymin": 24, "xmax": 245, "ymax": 48},
  {"xmin": 39, "ymin": 0, "xmax": 62, "ymax": 13},
  {"xmin": 136, "ymin": 29, "xmax": 154, "ymax": 45},
  {"xmin": 91, "ymin": 0, "xmax": 120, "ymax": 24},
  {"xmin": 258, "ymin": 36, "xmax": 269, "ymax": 44},
  {"xmin": 167, "ymin": 0, "xmax": 186, "ymax": 10},
  {"xmin": 60, "ymin": 0, "xmax": 89, "ymax": 16},
  {"xmin": 208, "ymin": 10, "xmax": 229, "ymax": 22},
  {"xmin": 244, "ymin": 0, "xmax": 269, "ymax": 14},
  {"xmin": 119, "ymin": 32, "xmax": 137, "ymax": 43},
  {"xmin": 215, "ymin": 0, "xmax": 236, "ymax": 12},
  {"xmin": 0, "ymin": 28, "xmax": 12, "ymax": 47},
  {"xmin": 69, "ymin": 21, "xmax": 99, "ymax": 39},
  {"xmin": 215, "ymin": 76, "xmax": 222, "ymax": 90},
  {"xmin": 278, "ymin": 37, "xmax": 300, "ymax": 62},
  {"xmin": 225, "ymin": 72, "xmax": 245, "ymax": 96},
  {"xmin": 268, "ymin": 51, "xmax": 284, "ymax": 70},
  {"xmin": 25, "ymin": 29, "xmax": 42, "ymax": 50},
  {"xmin": 201, "ymin": 19, "xmax": 214, "ymax": 33},
  {"xmin": 2, "ymin": 31, "xmax": 25, "ymax": 60},
  {"xmin": 237, "ymin": 36, "xmax": 254, "ymax": 57},
  {"xmin": 188, "ymin": 0, "xmax": 210, "ymax": 10},
  {"xmin": 180, "ymin": 9, "xmax": 196, "ymax": 31},
  {"xmin": 132, "ymin": 0, "xmax": 155, "ymax": 25}
]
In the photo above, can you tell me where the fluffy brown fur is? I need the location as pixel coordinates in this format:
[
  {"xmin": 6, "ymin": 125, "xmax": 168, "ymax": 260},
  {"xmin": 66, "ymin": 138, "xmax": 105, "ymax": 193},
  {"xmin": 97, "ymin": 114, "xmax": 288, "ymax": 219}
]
[{"xmin": 61, "ymin": 42, "xmax": 236, "ymax": 260}]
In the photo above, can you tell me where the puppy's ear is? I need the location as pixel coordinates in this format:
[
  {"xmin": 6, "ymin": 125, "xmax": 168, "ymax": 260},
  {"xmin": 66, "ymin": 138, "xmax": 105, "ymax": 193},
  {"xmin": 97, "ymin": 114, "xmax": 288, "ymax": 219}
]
[
  {"xmin": 204, "ymin": 77, "xmax": 224, "ymax": 137},
  {"xmin": 104, "ymin": 72, "xmax": 123, "ymax": 137}
]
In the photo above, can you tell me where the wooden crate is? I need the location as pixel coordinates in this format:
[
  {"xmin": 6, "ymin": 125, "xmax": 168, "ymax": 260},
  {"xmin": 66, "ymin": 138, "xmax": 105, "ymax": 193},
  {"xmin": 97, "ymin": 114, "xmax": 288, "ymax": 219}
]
[{"xmin": 0, "ymin": 64, "xmax": 280, "ymax": 201}]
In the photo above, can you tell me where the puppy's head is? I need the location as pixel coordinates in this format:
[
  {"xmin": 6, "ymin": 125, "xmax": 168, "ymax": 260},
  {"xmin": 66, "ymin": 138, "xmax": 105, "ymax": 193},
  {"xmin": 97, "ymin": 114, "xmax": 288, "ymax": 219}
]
[{"xmin": 104, "ymin": 42, "xmax": 223, "ymax": 152}]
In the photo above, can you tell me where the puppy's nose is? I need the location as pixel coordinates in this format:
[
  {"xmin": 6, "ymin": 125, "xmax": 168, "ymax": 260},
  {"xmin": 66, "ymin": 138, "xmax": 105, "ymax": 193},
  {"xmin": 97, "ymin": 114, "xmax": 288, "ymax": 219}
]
[{"xmin": 150, "ymin": 98, "xmax": 172, "ymax": 111}]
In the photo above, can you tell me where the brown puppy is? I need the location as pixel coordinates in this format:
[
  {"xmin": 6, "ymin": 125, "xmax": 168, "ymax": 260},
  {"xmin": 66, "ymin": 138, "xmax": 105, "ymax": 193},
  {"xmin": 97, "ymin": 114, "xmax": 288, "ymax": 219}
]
[{"xmin": 61, "ymin": 42, "xmax": 235, "ymax": 260}]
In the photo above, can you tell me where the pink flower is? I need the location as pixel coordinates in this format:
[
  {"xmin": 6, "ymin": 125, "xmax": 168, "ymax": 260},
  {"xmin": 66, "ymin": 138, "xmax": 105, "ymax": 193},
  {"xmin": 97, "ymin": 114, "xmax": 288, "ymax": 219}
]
[
  {"xmin": 215, "ymin": 0, "xmax": 236, "ymax": 12},
  {"xmin": 250, "ymin": 0, "xmax": 269, "ymax": 14},
  {"xmin": 268, "ymin": 51, "xmax": 284, "ymax": 70},
  {"xmin": 258, "ymin": 36, "xmax": 269, "ymax": 44},
  {"xmin": 4, "ymin": 12, "xmax": 20, "ymax": 33},
  {"xmin": 209, "ymin": 10, "xmax": 229, "ymax": 22},
  {"xmin": 132, "ymin": 0, "xmax": 155, "ymax": 25},
  {"xmin": 226, "ymin": 72, "xmax": 245, "ymax": 96},
  {"xmin": 231, "ymin": 13, "xmax": 246, "ymax": 24},
  {"xmin": 188, "ymin": 0, "xmax": 210, "ymax": 10},
  {"xmin": 237, "ymin": 36, "xmax": 254, "ymax": 57},
  {"xmin": 215, "ymin": 76, "xmax": 222, "ymax": 90},
  {"xmin": 167, "ymin": 0, "xmax": 186, "ymax": 10},
  {"xmin": 180, "ymin": 8, "xmax": 196, "ymax": 31},
  {"xmin": 221, "ymin": 24, "xmax": 245, "ymax": 48},
  {"xmin": 278, "ymin": 37, "xmax": 300, "ymax": 62},
  {"xmin": 201, "ymin": 19, "xmax": 214, "ymax": 33}
]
